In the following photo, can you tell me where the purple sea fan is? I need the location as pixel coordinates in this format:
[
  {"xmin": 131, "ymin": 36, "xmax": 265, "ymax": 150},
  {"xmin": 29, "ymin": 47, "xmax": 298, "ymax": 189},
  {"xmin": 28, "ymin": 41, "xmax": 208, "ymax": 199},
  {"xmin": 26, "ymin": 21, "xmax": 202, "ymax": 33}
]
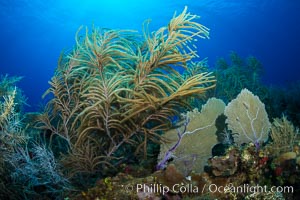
[
  {"xmin": 157, "ymin": 98, "xmax": 226, "ymax": 175},
  {"xmin": 224, "ymin": 88, "xmax": 271, "ymax": 149}
]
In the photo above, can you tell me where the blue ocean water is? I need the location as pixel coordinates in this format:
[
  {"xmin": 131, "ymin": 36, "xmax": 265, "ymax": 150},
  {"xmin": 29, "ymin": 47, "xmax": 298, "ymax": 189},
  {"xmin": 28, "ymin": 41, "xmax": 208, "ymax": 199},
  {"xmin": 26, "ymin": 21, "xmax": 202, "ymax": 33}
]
[{"xmin": 0, "ymin": 0, "xmax": 299, "ymax": 111}]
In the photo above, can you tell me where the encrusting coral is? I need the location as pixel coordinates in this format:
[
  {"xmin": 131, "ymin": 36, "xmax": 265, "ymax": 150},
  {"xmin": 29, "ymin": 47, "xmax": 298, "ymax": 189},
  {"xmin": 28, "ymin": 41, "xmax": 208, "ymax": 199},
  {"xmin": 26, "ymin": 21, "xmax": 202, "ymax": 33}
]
[{"xmin": 37, "ymin": 6, "xmax": 216, "ymax": 180}]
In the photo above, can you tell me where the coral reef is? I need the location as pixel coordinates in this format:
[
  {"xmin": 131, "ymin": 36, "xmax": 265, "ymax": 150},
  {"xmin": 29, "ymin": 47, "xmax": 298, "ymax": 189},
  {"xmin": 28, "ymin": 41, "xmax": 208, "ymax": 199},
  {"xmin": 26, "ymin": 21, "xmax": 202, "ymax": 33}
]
[
  {"xmin": 1, "ymin": 5, "xmax": 300, "ymax": 200},
  {"xmin": 152, "ymin": 88, "xmax": 300, "ymax": 198},
  {"xmin": 37, "ymin": 6, "xmax": 216, "ymax": 187},
  {"xmin": 77, "ymin": 142, "xmax": 296, "ymax": 199},
  {"xmin": 72, "ymin": 86, "xmax": 300, "ymax": 199}
]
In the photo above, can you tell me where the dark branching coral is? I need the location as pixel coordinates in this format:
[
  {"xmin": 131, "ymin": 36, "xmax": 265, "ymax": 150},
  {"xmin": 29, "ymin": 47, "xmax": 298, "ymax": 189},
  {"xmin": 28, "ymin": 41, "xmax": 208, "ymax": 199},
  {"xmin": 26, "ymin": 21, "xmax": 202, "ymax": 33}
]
[
  {"xmin": 38, "ymin": 7, "xmax": 216, "ymax": 180},
  {"xmin": 214, "ymin": 52, "xmax": 267, "ymax": 103},
  {"xmin": 6, "ymin": 143, "xmax": 70, "ymax": 199},
  {"xmin": 0, "ymin": 75, "xmax": 69, "ymax": 199},
  {"xmin": 0, "ymin": 74, "xmax": 22, "ymax": 96},
  {"xmin": 0, "ymin": 75, "xmax": 27, "ymax": 199},
  {"xmin": 0, "ymin": 75, "xmax": 28, "ymax": 151},
  {"xmin": 0, "ymin": 74, "xmax": 27, "ymax": 110}
]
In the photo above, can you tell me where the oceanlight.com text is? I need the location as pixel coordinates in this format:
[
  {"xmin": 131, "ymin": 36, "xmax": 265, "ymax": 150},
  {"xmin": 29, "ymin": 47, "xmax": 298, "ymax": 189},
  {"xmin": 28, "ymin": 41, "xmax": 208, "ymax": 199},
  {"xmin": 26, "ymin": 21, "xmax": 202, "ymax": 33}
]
[
  {"xmin": 122, "ymin": 183, "xmax": 294, "ymax": 196},
  {"xmin": 208, "ymin": 183, "xmax": 293, "ymax": 194}
]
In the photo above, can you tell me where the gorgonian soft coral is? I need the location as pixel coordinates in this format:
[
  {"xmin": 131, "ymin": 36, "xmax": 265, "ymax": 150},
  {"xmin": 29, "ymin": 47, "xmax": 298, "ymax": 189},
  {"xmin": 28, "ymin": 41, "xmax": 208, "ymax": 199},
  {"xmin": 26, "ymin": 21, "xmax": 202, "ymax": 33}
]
[{"xmin": 37, "ymin": 7, "xmax": 216, "ymax": 180}]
